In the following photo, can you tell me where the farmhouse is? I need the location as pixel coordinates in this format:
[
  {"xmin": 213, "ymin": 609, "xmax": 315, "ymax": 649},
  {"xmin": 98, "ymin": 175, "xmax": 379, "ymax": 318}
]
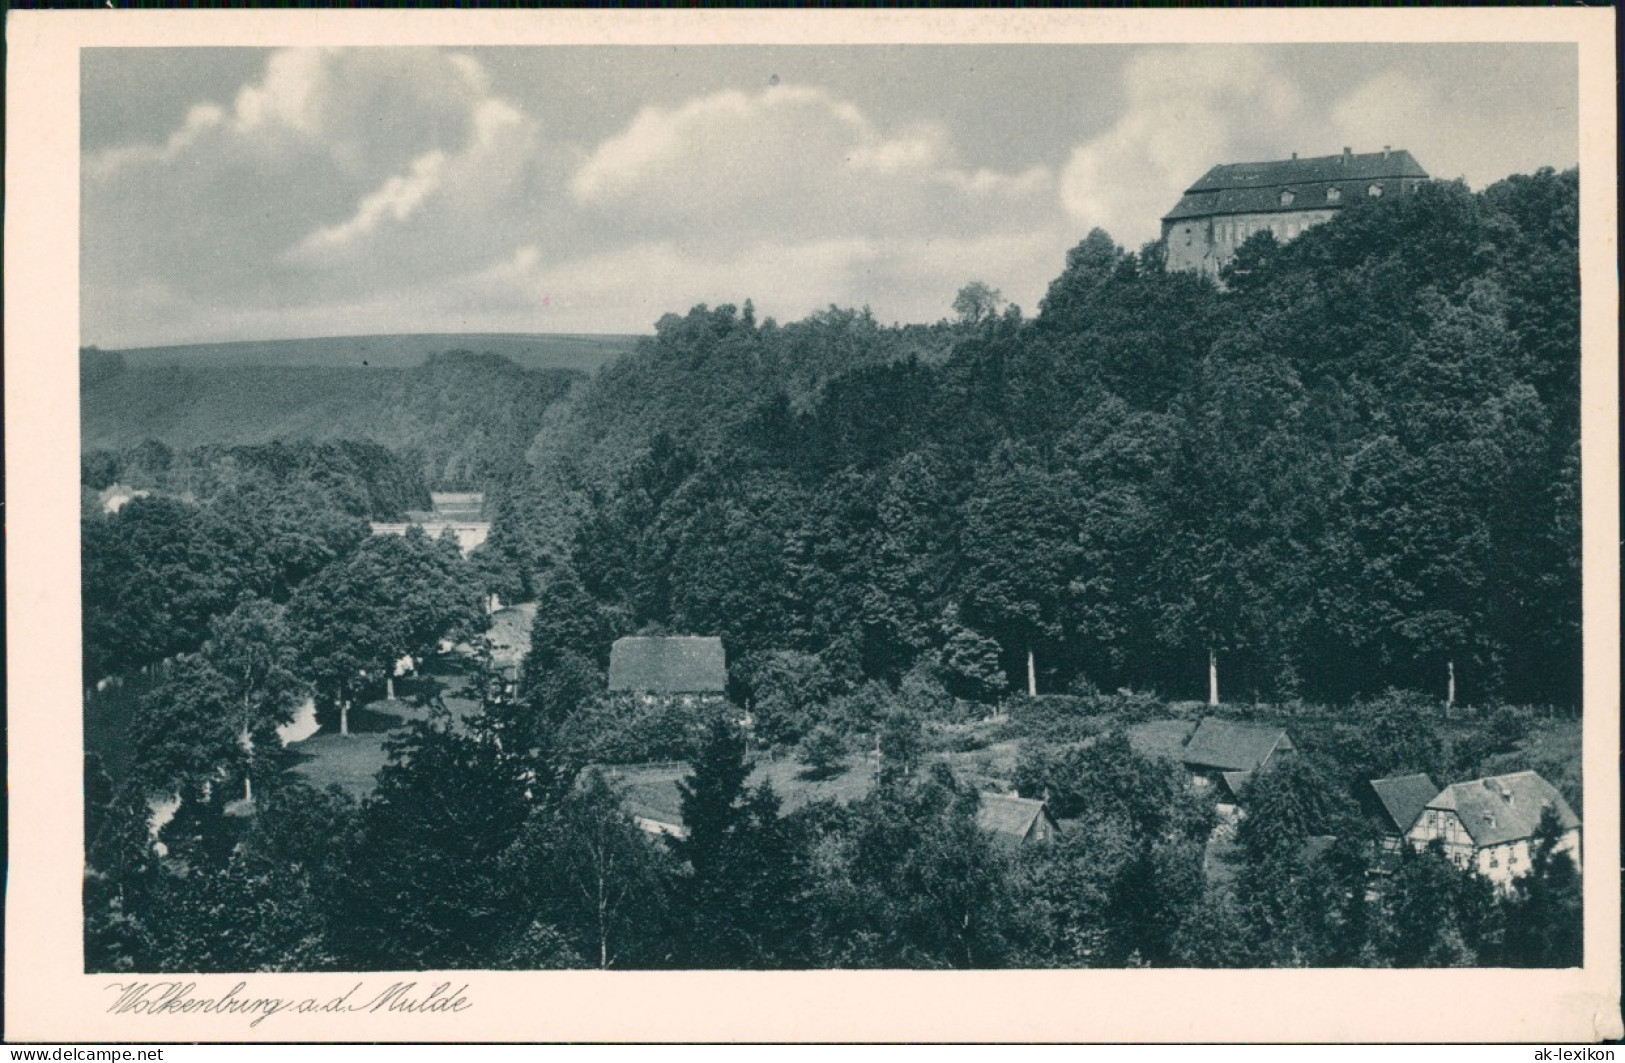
[
  {"xmin": 1162, "ymin": 146, "xmax": 1430, "ymax": 278},
  {"xmin": 608, "ymin": 636, "xmax": 728, "ymax": 704},
  {"xmin": 1181, "ymin": 717, "xmax": 1295, "ymax": 813},
  {"xmin": 1405, "ymin": 771, "xmax": 1581, "ymax": 890},
  {"xmin": 976, "ymin": 793, "xmax": 1059, "ymax": 850},
  {"xmin": 1368, "ymin": 773, "xmax": 1440, "ymax": 853},
  {"xmin": 429, "ymin": 491, "xmax": 484, "ymax": 520},
  {"xmin": 369, "ymin": 491, "xmax": 490, "ymax": 555}
]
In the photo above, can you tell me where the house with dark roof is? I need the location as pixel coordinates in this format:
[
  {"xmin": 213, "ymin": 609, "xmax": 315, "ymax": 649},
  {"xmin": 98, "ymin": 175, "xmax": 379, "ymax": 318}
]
[
  {"xmin": 369, "ymin": 491, "xmax": 490, "ymax": 556},
  {"xmin": 1368, "ymin": 773, "xmax": 1439, "ymax": 852},
  {"xmin": 608, "ymin": 636, "xmax": 728, "ymax": 704},
  {"xmin": 1162, "ymin": 146, "xmax": 1429, "ymax": 278},
  {"xmin": 976, "ymin": 793, "xmax": 1060, "ymax": 850},
  {"xmin": 429, "ymin": 491, "xmax": 485, "ymax": 521},
  {"xmin": 1405, "ymin": 771, "xmax": 1581, "ymax": 889},
  {"xmin": 1181, "ymin": 717, "xmax": 1295, "ymax": 813}
]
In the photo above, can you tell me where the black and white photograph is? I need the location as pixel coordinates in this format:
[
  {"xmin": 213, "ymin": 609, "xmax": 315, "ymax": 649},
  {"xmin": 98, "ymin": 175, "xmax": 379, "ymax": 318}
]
[{"xmin": 5, "ymin": 8, "xmax": 1620, "ymax": 1045}]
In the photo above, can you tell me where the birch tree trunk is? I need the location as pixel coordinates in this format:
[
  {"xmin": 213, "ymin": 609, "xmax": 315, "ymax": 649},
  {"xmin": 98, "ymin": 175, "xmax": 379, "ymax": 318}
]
[
  {"xmin": 340, "ymin": 699, "xmax": 350, "ymax": 737},
  {"xmin": 1208, "ymin": 648, "xmax": 1220, "ymax": 707},
  {"xmin": 1446, "ymin": 659, "xmax": 1456, "ymax": 708},
  {"xmin": 386, "ymin": 675, "xmax": 396, "ymax": 701},
  {"xmin": 240, "ymin": 722, "xmax": 253, "ymax": 801},
  {"xmin": 1027, "ymin": 648, "xmax": 1038, "ymax": 697}
]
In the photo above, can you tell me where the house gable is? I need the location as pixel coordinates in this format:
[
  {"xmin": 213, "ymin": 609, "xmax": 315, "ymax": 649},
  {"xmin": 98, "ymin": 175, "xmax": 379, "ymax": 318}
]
[{"xmin": 1370, "ymin": 773, "xmax": 1440, "ymax": 836}]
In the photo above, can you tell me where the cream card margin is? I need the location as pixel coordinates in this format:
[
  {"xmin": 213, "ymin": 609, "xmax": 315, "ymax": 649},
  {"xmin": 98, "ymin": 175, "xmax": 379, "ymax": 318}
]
[{"xmin": 5, "ymin": 8, "xmax": 1619, "ymax": 1044}]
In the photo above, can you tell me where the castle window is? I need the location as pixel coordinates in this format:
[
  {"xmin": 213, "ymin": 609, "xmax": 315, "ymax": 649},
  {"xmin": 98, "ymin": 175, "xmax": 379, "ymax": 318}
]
[
  {"xmin": 1279, "ymin": 189, "xmax": 1295, "ymax": 206},
  {"xmin": 1368, "ymin": 183, "xmax": 1384, "ymax": 198},
  {"xmin": 1326, "ymin": 187, "xmax": 1341, "ymax": 204}
]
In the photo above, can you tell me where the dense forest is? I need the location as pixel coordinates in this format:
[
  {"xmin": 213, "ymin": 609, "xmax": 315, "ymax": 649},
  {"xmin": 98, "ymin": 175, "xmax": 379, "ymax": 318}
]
[
  {"xmin": 485, "ymin": 169, "xmax": 1581, "ymax": 710},
  {"xmin": 82, "ymin": 168, "xmax": 1583, "ymax": 973}
]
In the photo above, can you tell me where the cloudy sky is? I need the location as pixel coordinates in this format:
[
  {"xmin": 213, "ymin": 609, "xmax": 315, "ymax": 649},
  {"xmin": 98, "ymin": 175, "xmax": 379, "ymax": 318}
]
[{"xmin": 82, "ymin": 44, "xmax": 1576, "ymax": 348}]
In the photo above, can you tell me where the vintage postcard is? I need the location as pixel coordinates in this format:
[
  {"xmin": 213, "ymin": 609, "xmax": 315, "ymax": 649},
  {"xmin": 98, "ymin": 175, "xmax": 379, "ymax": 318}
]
[{"xmin": 5, "ymin": 7, "xmax": 1619, "ymax": 1044}]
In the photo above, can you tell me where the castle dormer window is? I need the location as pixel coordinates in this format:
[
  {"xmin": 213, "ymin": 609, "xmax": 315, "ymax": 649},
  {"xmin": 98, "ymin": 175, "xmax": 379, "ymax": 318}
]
[
  {"xmin": 1279, "ymin": 189, "xmax": 1295, "ymax": 206},
  {"xmin": 1326, "ymin": 187, "xmax": 1341, "ymax": 204},
  {"xmin": 1368, "ymin": 183, "xmax": 1384, "ymax": 198}
]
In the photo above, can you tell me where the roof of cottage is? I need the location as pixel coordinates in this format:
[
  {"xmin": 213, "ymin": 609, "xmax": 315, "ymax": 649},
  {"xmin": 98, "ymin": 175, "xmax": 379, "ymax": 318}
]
[
  {"xmin": 1182, "ymin": 718, "xmax": 1292, "ymax": 773},
  {"xmin": 1370, "ymin": 773, "xmax": 1440, "ymax": 836},
  {"xmin": 430, "ymin": 491, "xmax": 485, "ymax": 520},
  {"xmin": 1427, "ymin": 771, "xmax": 1580, "ymax": 848},
  {"xmin": 976, "ymin": 793, "xmax": 1054, "ymax": 845},
  {"xmin": 1163, "ymin": 148, "xmax": 1428, "ymax": 222},
  {"xmin": 607, "ymin": 636, "xmax": 728, "ymax": 693}
]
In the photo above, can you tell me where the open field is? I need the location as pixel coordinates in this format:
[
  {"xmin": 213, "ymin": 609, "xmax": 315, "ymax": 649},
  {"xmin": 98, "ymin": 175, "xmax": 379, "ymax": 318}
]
[
  {"xmin": 105, "ymin": 333, "xmax": 645, "ymax": 374},
  {"xmin": 606, "ymin": 754, "xmax": 881, "ymax": 827},
  {"xmin": 606, "ymin": 738, "xmax": 1029, "ymax": 830},
  {"xmin": 282, "ymin": 665, "xmax": 486, "ymax": 798}
]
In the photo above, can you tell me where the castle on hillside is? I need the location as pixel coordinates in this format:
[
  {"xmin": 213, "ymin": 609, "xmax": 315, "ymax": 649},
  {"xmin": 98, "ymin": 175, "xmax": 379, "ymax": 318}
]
[{"xmin": 1161, "ymin": 147, "xmax": 1430, "ymax": 278}]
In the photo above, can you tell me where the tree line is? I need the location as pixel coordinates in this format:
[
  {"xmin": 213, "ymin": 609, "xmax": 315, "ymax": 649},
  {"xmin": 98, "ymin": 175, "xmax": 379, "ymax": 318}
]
[
  {"xmin": 81, "ymin": 166, "xmax": 1582, "ymax": 974},
  {"xmin": 489, "ymin": 169, "xmax": 1579, "ymax": 711},
  {"xmin": 86, "ymin": 705, "xmax": 1581, "ymax": 972}
]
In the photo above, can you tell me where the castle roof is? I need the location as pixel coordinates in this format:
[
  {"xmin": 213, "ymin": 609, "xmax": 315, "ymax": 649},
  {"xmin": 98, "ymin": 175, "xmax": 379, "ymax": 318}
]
[
  {"xmin": 1163, "ymin": 148, "xmax": 1428, "ymax": 222},
  {"xmin": 1427, "ymin": 771, "xmax": 1580, "ymax": 848},
  {"xmin": 608, "ymin": 635, "xmax": 728, "ymax": 693}
]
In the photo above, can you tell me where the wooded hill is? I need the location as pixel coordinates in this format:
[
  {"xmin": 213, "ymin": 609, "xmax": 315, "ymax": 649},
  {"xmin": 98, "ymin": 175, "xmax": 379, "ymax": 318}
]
[
  {"xmin": 82, "ymin": 350, "xmax": 578, "ymax": 492},
  {"xmin": 496, "ymin": 169, "xmax": 1581, "ymax": 711},
  {"xmin": 80, "ymin": 167, "xmax": 1585, "ymax": 977},
  {"xmin": 87, "ymin": 331, "xmax": 641, "ymax": 372}
]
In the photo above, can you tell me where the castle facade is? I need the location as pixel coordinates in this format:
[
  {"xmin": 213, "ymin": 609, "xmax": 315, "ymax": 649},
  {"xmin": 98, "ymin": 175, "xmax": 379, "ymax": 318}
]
[{"xmin": 1162, "ymin": 147, "xmax": 1429, "ymax": 278}]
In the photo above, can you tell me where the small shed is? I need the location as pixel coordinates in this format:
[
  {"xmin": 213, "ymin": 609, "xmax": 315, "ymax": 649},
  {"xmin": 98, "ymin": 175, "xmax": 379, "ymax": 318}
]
[
  {"xmin": 976, "ymin": 793, "xmax": 1059, "ymax": 850},
  {"xmin": 608, "ymin": 636, "xmax": 728, "ymax": 695},
  {"xmin": 1183, "ymin": 718, "xmax": 1293, "ymax": 773},
  {"xmin": 1182, "ymin": 717, "xmax": 1294, "ymax": 813}
]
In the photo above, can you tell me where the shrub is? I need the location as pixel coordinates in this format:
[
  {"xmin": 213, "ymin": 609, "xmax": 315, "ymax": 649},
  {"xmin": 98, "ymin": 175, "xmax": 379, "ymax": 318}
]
[{"xmin": 797, "ymin": 725, "xmax": 848, "ymax": 780}]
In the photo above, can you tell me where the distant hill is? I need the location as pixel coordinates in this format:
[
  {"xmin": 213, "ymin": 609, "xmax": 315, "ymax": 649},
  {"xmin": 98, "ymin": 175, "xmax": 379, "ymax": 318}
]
[
  {"xmin": 101, "ymin": 332, "xmax": 645, "ymax": 374},
  {"xmin": 82, "ymin": 351, "xmax": 579, "ymax": 492}
]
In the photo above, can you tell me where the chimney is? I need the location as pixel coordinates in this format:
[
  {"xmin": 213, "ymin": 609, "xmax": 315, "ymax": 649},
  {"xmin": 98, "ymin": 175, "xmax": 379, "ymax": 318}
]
[
  {"xmin": 1383, "ymin": 145, "xmax": 1392, "ymax": 157},
  {"xmin": 1290, "ymin": 152, "xmax": 1297, "ymax": 160},
  {"xmin": 1342, "ymin": 147, "xmax": 1352, "ymax": 164}
]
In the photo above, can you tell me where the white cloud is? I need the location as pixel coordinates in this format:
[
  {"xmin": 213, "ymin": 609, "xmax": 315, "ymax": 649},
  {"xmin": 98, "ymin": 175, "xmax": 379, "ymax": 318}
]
[
  {"xmin": 290, "ymin": 150, "xmax": 450, "ymax": 257},
  {"xmin": 1059, "ymin": 48, "xmax": 1308, "ymax": 247},
  {"xmin": 570, "ymin": 84, "xmax": 1055, "ymax": 247},
  {"xmin": 84, "ymin": 103, "xmax": 225, "ymax": 179},
  {"xmin": 231, "ymin": 48, "xmax": 328, "ymax": 135},
  {"xmin": 87, "ymin": 48, "xmax": 502, "ymax": 181},
  {"xmin": 1329, "ymin": 70, "xmax": 1443, "ymax": 156},
  {"xmin": 414, "ymin": 228, "xmax": 1073, "ymax": 334},
  {"xmin": 84, "ymin": 47, "xmax": 552, "ymax": 334}
]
